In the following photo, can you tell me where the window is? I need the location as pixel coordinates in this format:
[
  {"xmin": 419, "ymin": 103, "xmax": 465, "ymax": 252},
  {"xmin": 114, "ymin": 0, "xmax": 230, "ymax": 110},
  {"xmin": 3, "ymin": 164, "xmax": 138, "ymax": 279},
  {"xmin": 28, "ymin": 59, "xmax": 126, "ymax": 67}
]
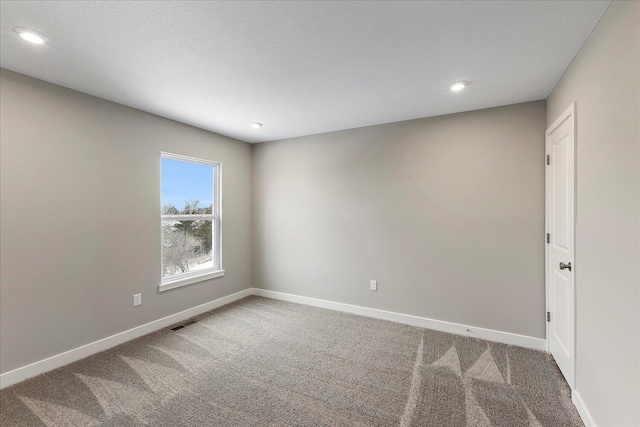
[{"xmin": 160, "ymin": 153, "xmax": 222, "ymax": 291}]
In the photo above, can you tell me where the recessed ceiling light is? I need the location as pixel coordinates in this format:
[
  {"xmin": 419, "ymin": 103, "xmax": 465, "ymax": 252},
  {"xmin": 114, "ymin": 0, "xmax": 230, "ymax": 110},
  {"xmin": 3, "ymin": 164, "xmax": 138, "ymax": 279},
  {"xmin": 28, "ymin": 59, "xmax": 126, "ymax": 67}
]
[
  {"xmin": 451, "ymin": 82, "xmax": 467, "ymax": 92},
  {"xmin": 14, "ymin": 27, "xmax": 49, "ymax": 45},
  {"xmin": 250, "ymin": 122, "xmax": 262, "ymax": 129}
]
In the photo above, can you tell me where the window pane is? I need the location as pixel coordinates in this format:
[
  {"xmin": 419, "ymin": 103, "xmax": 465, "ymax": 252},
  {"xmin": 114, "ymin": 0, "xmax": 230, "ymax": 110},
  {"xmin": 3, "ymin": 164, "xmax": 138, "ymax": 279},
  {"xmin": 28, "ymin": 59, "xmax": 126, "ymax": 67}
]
[
  {"xmin": 161, "ymin": 158, "xmax": 213, "ymax": 214},
  {"xmin": 162, "ymin": 220, "xmax": 214, "ymax": 278}
]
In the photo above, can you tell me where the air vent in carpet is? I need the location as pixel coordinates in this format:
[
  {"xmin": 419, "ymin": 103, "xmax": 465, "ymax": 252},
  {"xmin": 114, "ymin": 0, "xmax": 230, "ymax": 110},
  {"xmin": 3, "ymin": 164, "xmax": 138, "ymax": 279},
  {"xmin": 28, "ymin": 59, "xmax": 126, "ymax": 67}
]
[{"xmin": 170, "ymin": 319, "xmax": 197, "ymax": 331}]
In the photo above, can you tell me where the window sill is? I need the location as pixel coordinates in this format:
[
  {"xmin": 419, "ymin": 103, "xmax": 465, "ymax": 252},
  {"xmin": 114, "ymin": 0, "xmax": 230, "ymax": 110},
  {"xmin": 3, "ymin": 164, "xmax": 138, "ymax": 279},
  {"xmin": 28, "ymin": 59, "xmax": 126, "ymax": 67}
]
[{"xmin": 159, "ymin": 269, "xmax": 225, "ymax": 292}]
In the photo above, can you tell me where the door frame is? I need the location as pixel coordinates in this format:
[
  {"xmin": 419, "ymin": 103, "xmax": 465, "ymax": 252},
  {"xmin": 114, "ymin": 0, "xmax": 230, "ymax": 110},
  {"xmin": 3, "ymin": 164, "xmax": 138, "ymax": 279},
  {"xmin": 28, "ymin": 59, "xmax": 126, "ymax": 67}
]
[{"xmin": 545, "ymin": 102, "xmax": 576, "ymax": 388}]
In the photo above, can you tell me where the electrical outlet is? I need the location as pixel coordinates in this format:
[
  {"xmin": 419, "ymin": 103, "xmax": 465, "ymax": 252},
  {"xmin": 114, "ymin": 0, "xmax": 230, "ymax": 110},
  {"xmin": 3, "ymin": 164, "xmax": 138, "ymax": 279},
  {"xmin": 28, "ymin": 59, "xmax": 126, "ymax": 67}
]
[
  {"xmin": 133, "ymin": 293, "xmax": 142, "ymax": 307},
  {"xmin": 370, "ymin": 280, "xmax": 377, "ymax": 291}
]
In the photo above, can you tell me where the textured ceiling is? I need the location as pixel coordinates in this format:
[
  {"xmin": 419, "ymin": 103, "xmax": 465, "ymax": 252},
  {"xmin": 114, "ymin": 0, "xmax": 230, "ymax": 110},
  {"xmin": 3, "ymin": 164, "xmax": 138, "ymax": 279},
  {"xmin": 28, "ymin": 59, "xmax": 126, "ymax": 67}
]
[{"xmin": 0, "ymin": 1, "xmax": 609, "ymax": 143}]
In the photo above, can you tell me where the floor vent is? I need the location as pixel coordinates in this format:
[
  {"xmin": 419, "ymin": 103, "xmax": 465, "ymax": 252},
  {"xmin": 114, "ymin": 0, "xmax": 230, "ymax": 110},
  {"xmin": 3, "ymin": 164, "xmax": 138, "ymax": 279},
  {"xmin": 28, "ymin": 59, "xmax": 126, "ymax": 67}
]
[{"xmin": 170, "ymin": 319, "xmax": 197, "ymax": 331}]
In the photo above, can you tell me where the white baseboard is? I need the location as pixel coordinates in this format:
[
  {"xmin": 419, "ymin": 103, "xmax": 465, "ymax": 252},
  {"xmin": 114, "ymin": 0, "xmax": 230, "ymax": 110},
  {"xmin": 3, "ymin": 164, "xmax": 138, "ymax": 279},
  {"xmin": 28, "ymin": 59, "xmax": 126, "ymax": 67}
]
[
  {"xmin": 572, "ymin": 390, "xmax": 596, "ymax": 426},
  {"xmin": 0, "ymin": 288, "xmax": 252, "ymax": 390},
  {"xmin": 1, "ymin": 286, "xmax": 548, "ymax": 390},
  {"xmin": 252, "ymin": 288, "xmax": 547, "ymax": 351}
]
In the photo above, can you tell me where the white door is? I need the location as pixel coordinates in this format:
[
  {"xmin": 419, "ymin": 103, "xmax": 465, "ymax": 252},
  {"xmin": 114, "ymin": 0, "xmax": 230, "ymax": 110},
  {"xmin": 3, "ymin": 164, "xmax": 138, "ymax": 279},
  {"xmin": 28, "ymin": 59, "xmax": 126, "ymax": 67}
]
[{"xmin": 546, "ymin": 103, "xmax": 576, "ymax": 388}]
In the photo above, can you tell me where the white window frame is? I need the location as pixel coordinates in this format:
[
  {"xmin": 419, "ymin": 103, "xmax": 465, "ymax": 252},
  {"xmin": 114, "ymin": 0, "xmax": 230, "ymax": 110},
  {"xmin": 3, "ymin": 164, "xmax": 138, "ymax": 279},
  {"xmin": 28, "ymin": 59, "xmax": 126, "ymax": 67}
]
[{"xmin": 159, "ymin": 152, "xmax": 223, "ymax": 292}]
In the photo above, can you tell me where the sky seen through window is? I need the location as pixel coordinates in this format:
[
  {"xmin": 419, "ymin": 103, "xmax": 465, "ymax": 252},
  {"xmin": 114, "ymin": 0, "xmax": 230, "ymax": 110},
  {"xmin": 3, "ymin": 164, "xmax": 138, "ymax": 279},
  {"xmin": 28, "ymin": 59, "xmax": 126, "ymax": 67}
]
[{"xmin": 161, "ymin": 158, "xmax": 213, "ymax": 210}]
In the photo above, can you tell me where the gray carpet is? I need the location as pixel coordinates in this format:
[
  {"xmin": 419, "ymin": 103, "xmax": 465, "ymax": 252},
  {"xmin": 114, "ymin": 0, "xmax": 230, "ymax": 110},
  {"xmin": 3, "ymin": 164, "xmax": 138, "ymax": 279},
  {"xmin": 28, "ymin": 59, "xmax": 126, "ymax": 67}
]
[{"xmin": 0, "ymin": 296, "xmax": 582, "ymax": 426}]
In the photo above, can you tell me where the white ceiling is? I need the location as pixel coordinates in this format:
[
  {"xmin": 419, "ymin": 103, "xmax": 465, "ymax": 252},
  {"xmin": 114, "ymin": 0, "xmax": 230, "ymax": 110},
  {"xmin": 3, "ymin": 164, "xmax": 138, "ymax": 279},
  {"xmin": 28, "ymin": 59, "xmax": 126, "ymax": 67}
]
[{"xmin": 1, "ymin": 1, "xmax": 609, "ymax": 143}]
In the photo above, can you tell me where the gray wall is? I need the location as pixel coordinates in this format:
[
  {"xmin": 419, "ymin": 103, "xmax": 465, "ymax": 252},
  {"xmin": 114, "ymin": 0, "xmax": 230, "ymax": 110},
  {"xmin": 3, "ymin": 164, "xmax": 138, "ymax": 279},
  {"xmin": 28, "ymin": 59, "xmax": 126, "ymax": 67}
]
[
  {"xmin": 0, "ymin": 70, "xmax": 253, "ymax": 374},
  {"xmin": 547, "ymin": 1, "xmax": 640, "ymax": 425},
  {"xmin": 253, "ymin": 101, "xmax": 547, "ymax": 339}
]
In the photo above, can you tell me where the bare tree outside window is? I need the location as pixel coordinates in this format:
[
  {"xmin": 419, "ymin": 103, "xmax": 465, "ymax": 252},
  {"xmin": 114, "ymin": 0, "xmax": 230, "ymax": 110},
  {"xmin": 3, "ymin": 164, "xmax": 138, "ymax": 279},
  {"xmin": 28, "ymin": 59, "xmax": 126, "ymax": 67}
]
[
  {"xmin": 160, "ymin": 154, "xmax": 221, "ymax": 286},
  {"xmin": 161, "ymin": 201, "xmax": 214, "ymax": 276}
]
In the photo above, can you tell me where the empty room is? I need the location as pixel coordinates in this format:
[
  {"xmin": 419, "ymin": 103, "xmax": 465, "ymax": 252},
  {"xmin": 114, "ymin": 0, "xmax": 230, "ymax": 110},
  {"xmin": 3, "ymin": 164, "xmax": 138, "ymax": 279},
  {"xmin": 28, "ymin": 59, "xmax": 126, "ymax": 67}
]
[{"xmin": 0, "ymin": 1, "xmax": 638, "ymax": 426}]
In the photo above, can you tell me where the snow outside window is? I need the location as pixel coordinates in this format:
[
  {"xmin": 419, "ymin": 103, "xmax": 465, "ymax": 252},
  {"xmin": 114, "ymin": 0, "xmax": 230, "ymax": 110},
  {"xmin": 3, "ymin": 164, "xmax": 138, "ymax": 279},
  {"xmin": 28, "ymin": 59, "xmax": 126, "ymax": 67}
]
[{"xmin": 159, "ymin": 153, "xmax": 223, "ymax": 291}]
